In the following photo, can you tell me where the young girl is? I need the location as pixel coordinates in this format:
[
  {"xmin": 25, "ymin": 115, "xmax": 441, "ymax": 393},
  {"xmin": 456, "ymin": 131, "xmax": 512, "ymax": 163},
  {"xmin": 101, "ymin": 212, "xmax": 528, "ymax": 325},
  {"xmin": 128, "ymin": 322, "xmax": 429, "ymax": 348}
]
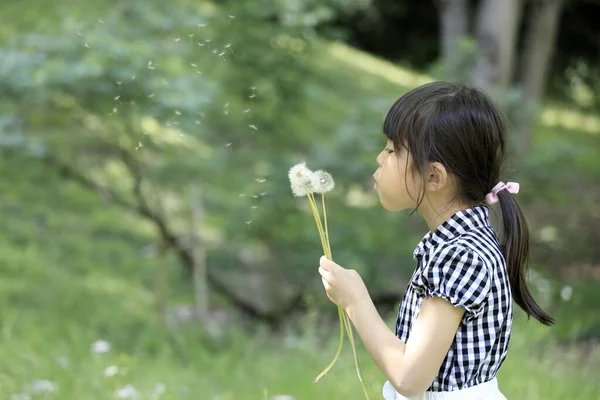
[{"xmin": 318, "ymin": 81, "xmax": 554, "ymax": 399}]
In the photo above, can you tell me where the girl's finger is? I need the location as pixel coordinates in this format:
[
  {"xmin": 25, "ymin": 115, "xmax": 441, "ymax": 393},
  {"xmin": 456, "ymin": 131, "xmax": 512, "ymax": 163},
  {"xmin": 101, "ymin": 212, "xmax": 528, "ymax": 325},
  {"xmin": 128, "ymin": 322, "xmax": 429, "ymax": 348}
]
[{"xmin": 318, "ymin": 266, "xmax": 330, "ymax": 280}]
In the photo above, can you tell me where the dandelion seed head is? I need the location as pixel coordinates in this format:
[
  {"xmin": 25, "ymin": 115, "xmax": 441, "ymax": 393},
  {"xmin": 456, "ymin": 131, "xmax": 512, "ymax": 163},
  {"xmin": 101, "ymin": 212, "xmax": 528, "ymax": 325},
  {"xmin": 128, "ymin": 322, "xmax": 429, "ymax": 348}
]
[
  {"xmin": 314, "ymin": 170, "xmax": 335, "ymax": 194},
  {"xmin": 289, "ymin": 162, "xmax": 318, "ymax": 197}
]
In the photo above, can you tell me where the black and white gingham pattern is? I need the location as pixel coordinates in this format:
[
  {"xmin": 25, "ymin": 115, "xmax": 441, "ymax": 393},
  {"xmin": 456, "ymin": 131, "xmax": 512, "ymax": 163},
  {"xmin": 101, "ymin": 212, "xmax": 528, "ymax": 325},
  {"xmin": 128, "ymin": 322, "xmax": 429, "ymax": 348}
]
[{"xmin": 394, "ymin": 206, "xmax": 513, "ymax": 392}]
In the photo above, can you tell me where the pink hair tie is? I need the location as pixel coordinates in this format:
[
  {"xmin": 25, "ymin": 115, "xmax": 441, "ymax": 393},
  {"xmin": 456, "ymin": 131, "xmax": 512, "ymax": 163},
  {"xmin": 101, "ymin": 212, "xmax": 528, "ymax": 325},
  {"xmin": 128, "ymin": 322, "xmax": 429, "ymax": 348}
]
[{"xmin": 485, "ymin": 181, "xmax": 519, "ymax": 205}]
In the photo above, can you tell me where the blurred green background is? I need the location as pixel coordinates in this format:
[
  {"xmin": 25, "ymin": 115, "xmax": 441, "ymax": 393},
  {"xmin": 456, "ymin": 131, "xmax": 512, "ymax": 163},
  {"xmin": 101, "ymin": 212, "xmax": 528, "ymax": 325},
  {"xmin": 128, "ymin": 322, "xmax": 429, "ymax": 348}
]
[{"xmin": 0, "ymin": 0, "xmax": 598, "ymax": 399}]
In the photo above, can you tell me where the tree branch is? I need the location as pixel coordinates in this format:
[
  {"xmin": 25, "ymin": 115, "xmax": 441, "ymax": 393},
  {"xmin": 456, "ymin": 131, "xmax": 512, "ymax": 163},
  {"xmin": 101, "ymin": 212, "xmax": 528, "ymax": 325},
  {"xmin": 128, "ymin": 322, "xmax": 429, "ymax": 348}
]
[{"xmin": 43, "ymin": 153, "xmax": 304, "ymax": 325}]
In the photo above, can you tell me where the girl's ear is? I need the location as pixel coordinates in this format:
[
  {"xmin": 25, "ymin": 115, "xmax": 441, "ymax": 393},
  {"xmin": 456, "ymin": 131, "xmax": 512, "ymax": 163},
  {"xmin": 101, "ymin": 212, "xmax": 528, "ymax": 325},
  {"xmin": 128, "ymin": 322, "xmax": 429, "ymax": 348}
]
[{"xmin": 426, "ymin": 162, "xmax": 448, "ymax": 192}]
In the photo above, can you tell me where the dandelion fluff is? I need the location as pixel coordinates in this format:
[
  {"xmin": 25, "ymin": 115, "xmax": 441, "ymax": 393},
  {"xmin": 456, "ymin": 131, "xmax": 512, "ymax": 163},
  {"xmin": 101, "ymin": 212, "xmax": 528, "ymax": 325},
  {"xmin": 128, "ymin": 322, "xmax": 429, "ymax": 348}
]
[
  {"xmin": 288, "ymin": 162, "xmax": 318, "ymax": 197},
  {"xmin": 314, "ymin": 170, "xmax": 335, "ymax": 194}
]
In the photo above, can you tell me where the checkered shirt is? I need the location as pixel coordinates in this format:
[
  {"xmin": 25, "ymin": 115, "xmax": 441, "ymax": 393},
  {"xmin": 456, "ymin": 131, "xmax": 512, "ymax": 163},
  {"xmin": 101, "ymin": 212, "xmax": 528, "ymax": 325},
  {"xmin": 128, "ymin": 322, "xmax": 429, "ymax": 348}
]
[{"xmin": 394, "ymin": 206, "xmax": 513, "ymax": 392}]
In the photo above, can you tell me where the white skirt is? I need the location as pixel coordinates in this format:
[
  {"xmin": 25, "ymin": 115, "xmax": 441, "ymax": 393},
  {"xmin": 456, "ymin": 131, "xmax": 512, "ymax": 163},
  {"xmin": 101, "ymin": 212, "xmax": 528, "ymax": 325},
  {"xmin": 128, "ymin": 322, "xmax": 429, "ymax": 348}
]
[{"xmin": 382, "ymin": 378, "xmax": 507, "ymax": 400}]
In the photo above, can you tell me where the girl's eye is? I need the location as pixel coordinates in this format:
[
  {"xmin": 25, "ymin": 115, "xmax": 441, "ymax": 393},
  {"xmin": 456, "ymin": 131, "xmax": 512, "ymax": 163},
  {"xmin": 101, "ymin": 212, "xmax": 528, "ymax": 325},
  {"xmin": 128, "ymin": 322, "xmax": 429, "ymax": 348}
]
[{"xmin": 385, "ymin": 148, "xmax": 394, "ymax": 154}]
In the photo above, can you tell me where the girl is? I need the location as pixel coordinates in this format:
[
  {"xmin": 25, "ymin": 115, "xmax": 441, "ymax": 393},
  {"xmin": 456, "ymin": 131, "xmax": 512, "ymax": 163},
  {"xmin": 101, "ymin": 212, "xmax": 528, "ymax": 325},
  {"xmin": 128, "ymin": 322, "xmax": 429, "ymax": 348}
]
[{"xmin": 318, "ymin": 81, "xmax": 554, "ymax": 399}]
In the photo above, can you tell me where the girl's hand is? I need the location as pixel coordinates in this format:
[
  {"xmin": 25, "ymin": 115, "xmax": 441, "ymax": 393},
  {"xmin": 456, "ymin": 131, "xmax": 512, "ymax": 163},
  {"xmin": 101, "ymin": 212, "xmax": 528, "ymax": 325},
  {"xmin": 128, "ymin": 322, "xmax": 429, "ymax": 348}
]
[{"xmin": 318, "ymin": 256, "xmax": 370, "ymax": 311}]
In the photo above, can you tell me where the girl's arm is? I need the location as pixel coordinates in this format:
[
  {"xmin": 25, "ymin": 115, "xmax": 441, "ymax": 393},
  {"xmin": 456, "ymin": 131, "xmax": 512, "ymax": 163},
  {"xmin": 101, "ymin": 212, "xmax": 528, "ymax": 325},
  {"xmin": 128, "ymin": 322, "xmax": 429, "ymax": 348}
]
[{"xmin": 346, "ymin": 295, "xmax": 464, "ymax": 397}]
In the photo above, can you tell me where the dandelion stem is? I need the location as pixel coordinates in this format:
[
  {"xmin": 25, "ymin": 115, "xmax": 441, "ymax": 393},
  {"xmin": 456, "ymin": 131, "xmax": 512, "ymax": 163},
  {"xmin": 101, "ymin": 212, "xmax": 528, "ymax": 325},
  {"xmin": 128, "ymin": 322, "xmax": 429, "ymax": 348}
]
[
  {"xmin": 306, "ymin": 194, "xmax": 328, "ymax": 257},
  {"xmin": 313, "ymin": 305, "xmax": 345, "ymax": 383},
  {"xmin": 342, "ymin": 311, "xmax": 370, "ymax": 399},
  {"xmin": 321, "ymin": 194, "xmax": 331, "ymax": 257}
]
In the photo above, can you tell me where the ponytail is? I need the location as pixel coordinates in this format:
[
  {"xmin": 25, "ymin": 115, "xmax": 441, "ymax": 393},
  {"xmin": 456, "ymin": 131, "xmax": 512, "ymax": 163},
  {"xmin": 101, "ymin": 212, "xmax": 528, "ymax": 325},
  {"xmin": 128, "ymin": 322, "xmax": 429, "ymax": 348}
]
[{"xmin": 497, "ymin": 190, "xmax": 555, "ymax": 326}]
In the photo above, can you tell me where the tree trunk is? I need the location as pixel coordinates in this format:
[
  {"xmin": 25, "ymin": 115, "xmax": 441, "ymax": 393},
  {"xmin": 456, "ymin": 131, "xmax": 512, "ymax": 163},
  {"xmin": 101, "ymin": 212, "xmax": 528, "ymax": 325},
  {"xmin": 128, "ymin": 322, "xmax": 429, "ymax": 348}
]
[
  {"xmin": 190, "ymin": 184, "xmax": 209, "ymax": 323},
  {"xmin": 513, "ymin": 0, "xmax": 564, "ymax": 158},
  {"xmin": 472, "ymin": 0, "xmax": 523, "ymax": 94},
  {"xmin": 437, "ymin": 0, "xmax": 470, "ymax": 82}
]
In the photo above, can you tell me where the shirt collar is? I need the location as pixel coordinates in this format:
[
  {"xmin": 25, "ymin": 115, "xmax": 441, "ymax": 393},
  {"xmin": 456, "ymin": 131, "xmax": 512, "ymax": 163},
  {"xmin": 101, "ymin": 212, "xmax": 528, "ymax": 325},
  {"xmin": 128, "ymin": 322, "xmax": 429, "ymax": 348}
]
[{"xmin": 412, "ymin": 206, "xmax": 491, "ymax": 261}]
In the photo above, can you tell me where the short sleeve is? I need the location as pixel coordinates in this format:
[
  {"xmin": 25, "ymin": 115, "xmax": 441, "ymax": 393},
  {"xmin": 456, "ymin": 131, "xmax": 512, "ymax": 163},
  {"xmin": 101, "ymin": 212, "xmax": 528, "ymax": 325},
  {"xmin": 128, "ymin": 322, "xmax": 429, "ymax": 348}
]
[{"xmin": 411, "ymin": 245, "xmax": 491, "ymax": 322}]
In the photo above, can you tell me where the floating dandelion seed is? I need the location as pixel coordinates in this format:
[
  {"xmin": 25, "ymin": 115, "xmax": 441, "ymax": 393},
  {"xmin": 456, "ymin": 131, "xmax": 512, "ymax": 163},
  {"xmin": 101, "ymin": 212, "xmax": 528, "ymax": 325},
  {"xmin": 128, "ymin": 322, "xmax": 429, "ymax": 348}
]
[
  {"xmin": 174, "ymin": 37, "xmax": 181, "ymax": 42},
  {"xmin": 205, "ymin": 38, "xmax": 212, "ymax": 43},
  {"xmin": 255, "ymin": 178, "xmax": 266, "ymax": 183},
  {"xmin": 197, "ymin": 23, "xmax": 206, "ymax": 28},
  {"xmin": 131, "ymin": 75, "xmax": 136, "ymax": 80},
  {"xmin": 116, "ymin": 81, "xmax": 122, "ymax": 88},
  {"xmin": 249, "ymin": 124, "xmax": 258, "ymax": 132},
  {"xmin": 147, "ymin": 61, "xmax": 155, "ymax": 70},
  {"xmin": 114, "ymin": 95, "xmax": 120, "ymax": 101},
  {"xmin": 191, "ymin": 62, "xmax": 197, "ymax": 67},
  {"xmin": 225, "ymin": 142, "xmax": 232, "ymax": 148},
  {"xmin": 84, "ymin": 42, "xmax": 89, "ymax": 48},
  {"xmin": 98, "ymin": 19, "xmax": 104, "ymax": 23},
  {"xmin": 244, "ymin": 109, "xmax": 251, "ymax": 114},
  {"xmin": 135, "ymin": 142, "xmax": 143, "ymax": 150},
  {"xmin": 148, "ymin": 93, "xmax": 155, "ymax": 98},
  {"xmin": 175, "ymin": 110, "xmax": 181, "ymax": 116},
  {"xmin": 260, "ymin": 192, "xmax": 267, "ymax": 196},
  {"xmin": 239, "ymin": 193, "xmax": 246, "ymax": 197},
  {"xmin": 76, "ymin": 29, "xmax": 82, "ymax": 36},
  {"xmin": 251, "ymin": 206, "xmax": 258, "ymax": 209}
]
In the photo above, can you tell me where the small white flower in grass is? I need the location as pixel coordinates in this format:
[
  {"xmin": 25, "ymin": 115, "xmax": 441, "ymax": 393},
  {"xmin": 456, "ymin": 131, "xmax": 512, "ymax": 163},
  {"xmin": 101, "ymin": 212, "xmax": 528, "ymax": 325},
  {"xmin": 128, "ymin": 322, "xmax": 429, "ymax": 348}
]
[
  {"xmin": 92, "ymin": 339, "xmax": 111, "ymax": 354},
  {"xmin": 30, "ymin": 380, "xmax": 56, "ymax": 394},
  {"xmin": 313, "ymin": 170, "xmax": 335, "ymax": 194},
  {"xmin": 152, "ymin": 383, "xmax": 166, "ymax": 399},
  {"xmin": 115, "ymin": 384, "xmax": 139, "ymax": 400},
  {"xmin": 57, "ymin": 356, "xmax": 68, "ymax": 369},
  {"xmin": 288, "ymin": 162, "xmax": 319, "ymax": 197},
  {"xmin": 104, "ymin": 365, "xmax": 119, "ymax": 378},
  {"xmin": 560, "ymin": 285, "xmax": 572, "ymax": 301}
]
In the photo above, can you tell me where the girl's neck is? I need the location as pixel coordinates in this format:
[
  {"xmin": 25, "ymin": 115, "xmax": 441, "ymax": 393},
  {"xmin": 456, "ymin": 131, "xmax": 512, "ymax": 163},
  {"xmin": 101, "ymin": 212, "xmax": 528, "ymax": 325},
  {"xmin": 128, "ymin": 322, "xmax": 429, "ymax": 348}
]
[{"xmin": 418, "ymin": 198, "xmax": 472, "ymax": 232}]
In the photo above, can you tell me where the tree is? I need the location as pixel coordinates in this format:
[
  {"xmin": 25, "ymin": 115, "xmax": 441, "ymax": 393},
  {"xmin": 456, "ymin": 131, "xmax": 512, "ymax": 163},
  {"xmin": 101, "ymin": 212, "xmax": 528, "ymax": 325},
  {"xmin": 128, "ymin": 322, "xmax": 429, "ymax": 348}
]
[
  {"xmin": 513, "ymin": 0, "xmax": 565, "ymax": 156},
  {"xmin": 436, "ymin": 0, "xmax": 565, "ymax": 160},
  {"xmin": 437, "ymin": 0, "xmax": 470, "ymax": 82}
]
